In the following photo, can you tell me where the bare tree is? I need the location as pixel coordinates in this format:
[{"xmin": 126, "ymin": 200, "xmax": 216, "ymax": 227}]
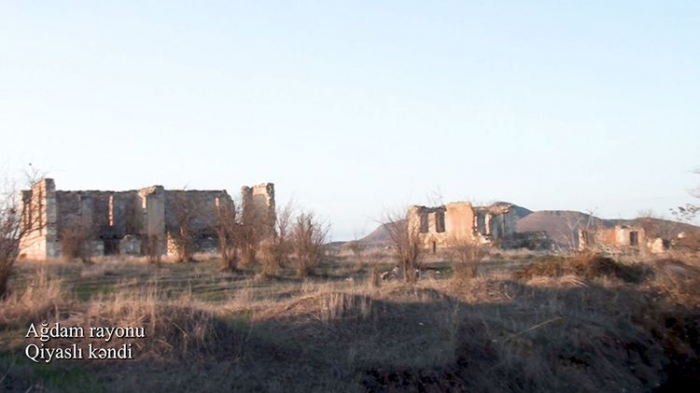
[
  {"xmin": 384, "ymin": 209, "xmax": 423, "ymax": 284},
  {"xmin": 0, "ymin": 170, "xmax": 44, "ymax": 297},
  {"xmin": 671, "ymin": 169, "xmax": 700, "ymax": 220},
  {"xmin": 671, "ymin": 204, "xmax": 700, "ymax": 223},
  {"xmin": 670, "ymin": 168, "xmax": 700, "ymax": 250},
  {"xmin": 215, "ymin": 196, "xmax": 239, "ymax": 270},
  {"xmin": 561, "ymin": 209, "xmax": 598, "ymax": 253},
  {"xmin": 169, "ymin": 191, "xmax": 200, "ymax": 263},
  {"xmin": 0, "ymin": 188, "xmax": 21, "ymax": 297},
  {"xmin": 291, "ymin": 210, "xmax": 329, "ymax": 277}
]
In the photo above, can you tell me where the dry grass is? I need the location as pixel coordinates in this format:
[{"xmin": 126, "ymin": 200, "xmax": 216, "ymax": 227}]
[
  {"xmin": 0, "ymin": 270, "xmax": 67, "ymax": 327},
  {"xmin": 447, "ymin": 237, "xmax": 486, "ymax": 284},
  {"xmin": 1, "ymin": 253, "xmax": 699, "ymax": 391}
]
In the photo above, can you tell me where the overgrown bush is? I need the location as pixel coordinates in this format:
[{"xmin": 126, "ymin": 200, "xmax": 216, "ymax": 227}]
[
  {"xmin": 291, "ymin": 211, "xmax": 328, "ymax": 277},
  {"xmin": 215, "ymin": 198, "xmax": 238, "ymax": 270},
  {"xmin": 61, "ymin": 219, "xmax": 93, "ymax": 264},
  {"xmin": 514, "ymin": 253, "xmax": 652, "ymax": 283},
  {"xmin": 447, "ymin": 237, "xmax": 486, "ymax": 283}
]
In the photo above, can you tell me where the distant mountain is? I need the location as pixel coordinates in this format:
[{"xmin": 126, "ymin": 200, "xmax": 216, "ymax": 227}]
[
  {"xmin": 357, "ymin": 222, "xmax": 395, "ymax": 247},
  {"xmin": 515, "ymin": 210, "xmax": 611, "ymax": 248},
  {"xmin": 517, "ymin": 212, "xmax": 700, "ymax": 248},
  {"xmin": 613, "ymin": 217, "xmax": 699, "ymax": 239}
]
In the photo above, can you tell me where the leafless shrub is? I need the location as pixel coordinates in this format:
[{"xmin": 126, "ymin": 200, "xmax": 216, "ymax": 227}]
[
  {"xmin": 291, "ymin": 211, "xmax": 329, "ymax": 277},
  {"xmin": 561, "ymin": 209, "xmax": 598, "ymax": 253},
  {"xmin": 447, "ymin": 237, "xmax": 486, "ymax": 283},
  {"xmin": 61, "ymin": 217, "xmax": 93, "ymax": 264},
  {"xmin": 384, "ymin": 209, "xmax": 423, "ymax": 284},
  {"xmin": 259, "ymin": 203, "xmax": 294, "ymax": 277},
  {"xmin": 215, "ymin": 197, "xmax": 239, "ymax": 270},
  {"xmin": 649, "ymin": 258, "xmax": 700, "ymax": 306},
  {"xmin": 0, "ymin": 197, "xmax": 21, "ymax": 298},
  {"xmin": 169, "ymin": 191, "xmax": 199, "ymax": 263}
]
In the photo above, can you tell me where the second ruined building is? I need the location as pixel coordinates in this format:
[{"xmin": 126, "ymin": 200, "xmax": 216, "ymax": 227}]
[{"xmin": 407, "ymin": 201, "xmax": 532, "ymax": 251}]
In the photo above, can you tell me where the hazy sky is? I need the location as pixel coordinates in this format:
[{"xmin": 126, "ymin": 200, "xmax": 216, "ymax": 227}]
[{"xmin": 1, "ymin": 1, "xmax": 699, "ymax": 240}]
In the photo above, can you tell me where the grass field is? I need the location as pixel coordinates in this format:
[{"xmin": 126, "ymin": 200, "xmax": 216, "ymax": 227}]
[{"xmin": 1, "ymin": 251, "xmax": 699, "ymax": 392}]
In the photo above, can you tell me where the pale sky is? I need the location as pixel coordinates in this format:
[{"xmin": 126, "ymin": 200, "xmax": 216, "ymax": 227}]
[{"xmin": 1, "ymin": 1, "xmax": 699, "ymax": 240}]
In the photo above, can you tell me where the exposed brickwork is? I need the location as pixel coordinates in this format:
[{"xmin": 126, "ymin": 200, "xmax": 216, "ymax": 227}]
[
  {"xmin": 407, "ymin": 201, "xmax": 519, "ymax": 250},
  {"xmin": 19, "ymin": 179, "xmax": 275, "ymax": 260}
]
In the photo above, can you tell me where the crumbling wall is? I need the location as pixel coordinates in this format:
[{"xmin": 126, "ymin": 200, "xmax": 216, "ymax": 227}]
[
  {"xmin": 55, "ymin": 191, "xmax": 107, "ymax": 239},
  {"xmin": 445, "ymin": 202, "xmax": 475, "ymax": 242},
  {"xmin": 52, "ymin": 189, "xmax": 156, "ymax": 257},
  {"xmin": 408, "ymin": 201, "xmax": 520, "ymax": 251},
  {"xmin": 19, "ymin": 179, "xmax": 58, "ymax": 259},
  {"xmin": 141, "ymin": 187, "xmax": 165, "ymax": 236},
  {"xmin": 164, "ymin": 190, "xmax": 227, "ymax": 235},
  {"xmin": 241, "ymin": 183, "xmax": 276, "ymax": 237},
  {"xmin": 19, "ymin": 179, "xmax": 271, "ymax": 260},
  {"xmin": 578, "ymin": 225, "xmax": 646, "ymax": 252},
  {"xmin": 487, "ymin": 204, "xmax": 518, "ymax": 240},
  {"xmin": 647, "ymin": 238, "xmax": 670, "ymax": 254},
  {"xmin": 110, "ymin": 191, "xmax": 143, "ymax": 238}
]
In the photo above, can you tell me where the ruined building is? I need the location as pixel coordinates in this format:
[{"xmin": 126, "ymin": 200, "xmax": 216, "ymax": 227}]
[
  {"xmin": 407, "ymin": 201, "xmax": 521, "ymax": 251},
  {"xmin": 19, "ymin": 178, "xmax": 275, "ymax": 260},
  {"xmin": 578, "ymin": 225, "xmax": 647, "ymax": 253}
]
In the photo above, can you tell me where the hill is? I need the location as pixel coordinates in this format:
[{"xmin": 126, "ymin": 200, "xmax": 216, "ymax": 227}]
[
  {"xmin": 357, "ymin": 222, "xmax": 395, "ymax": 247},
  {"xmin": 515, "ymin": 210, "xmax": 611, "ymax": 248}
]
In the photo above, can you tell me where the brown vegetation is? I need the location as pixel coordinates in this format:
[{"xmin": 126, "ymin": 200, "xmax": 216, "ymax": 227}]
[
  {"xmin": 384, "ymin": 211, "xmax": 423, "ymax": 284},
  {"xmin": 169, "ymin": 191, "xmax": 199, "ymax": 263},
  {"xmin": 513, "ymin": 252, "xmax": 652, "ymax": 283},
  {"xmin": 447, "ymin": 237, "xmax": 486, "ymax": 283},
  {"xmin": 258, "ymin": 203, "xmax": 293, "ymax": 278},
  {"xmin": 60, "ymin": 217, "xmax": 93, "ymax": 264},
  {"xmin": 215, "ymin": 197, "xmax": 238, "ymax": 270},
  {"xmin": 0, "ymin": 172, "xmax": 44, "ymax": 298},
  {"xmin": 1, "ymin": 252, "xmax": 699, "ymax": 391},
  {"xmin": 291, "ymin": 211, "xmax": 328, "ymax": 277},
  {"xmin": 0, "ymin": 204, "xmax": 20, "ymax": 297}
]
